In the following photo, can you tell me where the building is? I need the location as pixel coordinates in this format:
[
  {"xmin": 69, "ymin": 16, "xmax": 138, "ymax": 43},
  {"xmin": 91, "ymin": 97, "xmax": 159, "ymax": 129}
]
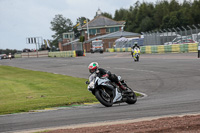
[
  {"xmin": 80, "ymin": 8, "xmax": 125, "ymax": 40},
  {"xmin": 59, "ymin": 9, "xmax": 141, "ymax": 52}
]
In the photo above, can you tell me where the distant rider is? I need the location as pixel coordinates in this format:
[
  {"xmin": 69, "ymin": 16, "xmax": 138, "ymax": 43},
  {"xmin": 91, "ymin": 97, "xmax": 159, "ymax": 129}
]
[
  {"xmin": 131, "ymin": 42, "xmax": 140, "ymax": 57},
  {"xmin": 88, "ymin": 62, "xmax": 127, "ymax": 91}
]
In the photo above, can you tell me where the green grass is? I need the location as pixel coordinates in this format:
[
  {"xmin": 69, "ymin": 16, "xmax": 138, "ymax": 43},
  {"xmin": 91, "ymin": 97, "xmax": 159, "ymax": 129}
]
[{"xmin": 0, "ymin": 66, "xmax": 97, "ymax": 115}]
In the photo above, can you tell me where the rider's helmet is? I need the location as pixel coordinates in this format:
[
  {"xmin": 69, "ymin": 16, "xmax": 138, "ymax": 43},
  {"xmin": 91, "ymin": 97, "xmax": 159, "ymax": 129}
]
[
  {"xmin": 134, "ymin": 42, "xmax": 138, "ymax": 46},
  {"xmin": 132, "ymin": 42, "xmax": 138, "ymax": 49},
  {"xmin": 88, "ymin": 62, "xmax": 99, "ymax": 73}
]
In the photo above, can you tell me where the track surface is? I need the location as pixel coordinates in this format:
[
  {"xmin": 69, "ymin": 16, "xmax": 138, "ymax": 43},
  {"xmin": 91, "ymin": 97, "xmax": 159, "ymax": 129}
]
[{"xmin": 0, "ymin": 52, "xmax": 200, "ymax": 133}]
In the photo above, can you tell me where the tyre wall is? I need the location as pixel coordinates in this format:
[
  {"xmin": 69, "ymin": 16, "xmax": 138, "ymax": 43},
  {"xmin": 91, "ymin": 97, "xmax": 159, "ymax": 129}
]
[
  {"xmin": 106, "ymin": 43, "xmax": 198, "ymax": 54},
  {"xmin": 48, "ymin": 51, "xmax": 76, "ymax": 57},
  {"xmin": 48, "ymin": 50, "xmax": 86, "ymax": 57}
]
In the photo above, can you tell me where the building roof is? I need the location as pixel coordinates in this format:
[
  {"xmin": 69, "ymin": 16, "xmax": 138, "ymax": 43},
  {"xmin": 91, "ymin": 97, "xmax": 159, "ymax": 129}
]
[
  {"xmin": 85, "ymin": 31, "xmax": 141, "ymax": 43},
  {"xmin": 81, "ymin": 15, "xmax": 125, "ymax": 29},
  {"xmin": 62, "ymin": 39, "xmax": 79, "ymax": 46}
]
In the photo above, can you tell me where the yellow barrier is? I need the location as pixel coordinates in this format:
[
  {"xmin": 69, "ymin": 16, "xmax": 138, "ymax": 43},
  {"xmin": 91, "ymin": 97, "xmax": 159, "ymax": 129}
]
[
  {"xmin": 171, "ymin": 44, "xmax": 180, "ymax": 53},
  {"xmin": 48, "ymin": 51, "xmax": 76, "ymax": 57},
  {"xmin": 157, "ymin": 45, "xmax": 165, "ymax": 54},
  {"xmin": 145, "ymin": 46, "xmax": 152, "ymax": 54},
  {"xmin": 188, "ymin": 43, "xmax": 198, "ymax": 52},
  {"xmin": 108, "ymin": 48, "xmax": 115, "ymax": 52}
]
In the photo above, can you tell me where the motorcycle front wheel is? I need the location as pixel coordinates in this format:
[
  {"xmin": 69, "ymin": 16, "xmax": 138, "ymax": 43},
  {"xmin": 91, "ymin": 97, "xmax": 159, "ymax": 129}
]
[
  {"xmin": 126, "ymin": 89, "xmax": 137, "ymax": 104},
  {"xmin": 136, "ymin": 56, "xmax": 139, "ymax": 61},
  {"xmin": 95, "ymin": 89, "xmax": 113, "ymax": 107}
]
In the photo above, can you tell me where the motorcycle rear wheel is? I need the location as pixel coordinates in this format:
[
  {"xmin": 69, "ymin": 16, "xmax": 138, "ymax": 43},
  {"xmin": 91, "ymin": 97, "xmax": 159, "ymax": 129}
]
[{"xmin": 95, "ymin": 90, "xmax": 113, "ymax": 107}]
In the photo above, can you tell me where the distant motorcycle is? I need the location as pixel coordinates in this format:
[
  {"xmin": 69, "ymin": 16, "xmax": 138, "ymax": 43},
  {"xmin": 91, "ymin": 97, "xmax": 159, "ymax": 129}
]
[
  {"xmin": 86, "ymin": 73, "xmax": 137, "ymax": 107},
  {"xmin": 132, "ymin": 47, "xmax": 140, "ymax": 62}
]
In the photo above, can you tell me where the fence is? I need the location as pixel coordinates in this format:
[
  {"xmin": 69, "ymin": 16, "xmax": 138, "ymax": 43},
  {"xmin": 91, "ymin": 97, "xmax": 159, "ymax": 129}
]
[
  {"xmin": 71, "ymin": 42, "xmax": 83, "ymax": 50},
  {"xmin": 142, "ymin": 25, "xmax": 200, "ymax": 46}
]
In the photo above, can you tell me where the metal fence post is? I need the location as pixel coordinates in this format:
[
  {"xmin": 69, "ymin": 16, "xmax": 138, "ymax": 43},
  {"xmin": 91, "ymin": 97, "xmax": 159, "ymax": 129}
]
[
  {"xmin": 177, "ymin": 27, "xmax": 182, "ymax": 43},
  {"xmin": 163, "ymin": 29, "xmax": 168, "ymax": 42},
  {"xmin": 193, "ymin": 24, "xmax": 198, "ymax": 42},
  {"xmin": 168, "ymin": 28, "xmax": 173, "ymax": 42},
  {"xmin": 145, "ymin": 32, "xmax": 148, "ymax": 45},
  {"xmin": 187, "ymin": 25, "xmax": 193, "ymax": 35},
  {"xmin": 158, "ymin": 31, "xmax": 161, "ymax": 45},
  {"xmin": 182, "ymin": 26, "xmax": 187, "ymax": 36},
  {"xmin": 160, "ymin": 30, "xmax": 164, "ymax": 45},
  {"xmin": 148, "ymin": 31, "xmax": 152, "ymax": 45},
  {"xmin": 173, "ymin": 28, "xmax": 178, "ymax": 41},
  {"xmin": 141, "ymin": 32, "xmax": 145, "ymax": 45},
  {"xmin": 154, "ymin": 31, "xmax": 157, "ymax": 45}
]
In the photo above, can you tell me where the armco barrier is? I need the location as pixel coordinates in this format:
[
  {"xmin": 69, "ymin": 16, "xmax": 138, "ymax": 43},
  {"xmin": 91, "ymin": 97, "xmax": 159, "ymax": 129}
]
[
  {"xmin": 106, "ymin": 43, "xmax": 198, "ymax": 54},
  {"xmin": 14, "ymin": 54, "xmax": 22, "ymax": 58},
  {"xmin": 14, "ymin": 50, "xmax": 86, "ymax": 58},
  {"xmin": 48, "ymin": 50, "xmax": 86, "ymax": 57},
  {"xmin": 21, "ymin": 51, "xmax": 48, "ymax": 58}
]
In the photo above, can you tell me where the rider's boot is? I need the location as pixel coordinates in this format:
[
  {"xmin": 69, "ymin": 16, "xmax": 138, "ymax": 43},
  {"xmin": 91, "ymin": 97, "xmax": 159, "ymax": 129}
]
[
  {"xmin": 117, "ymin": 81, "xmax": 132, "ymax": 93},
  {"xmin": 117, "ymin": 81, "xmax": 127, "ymax": 91}
]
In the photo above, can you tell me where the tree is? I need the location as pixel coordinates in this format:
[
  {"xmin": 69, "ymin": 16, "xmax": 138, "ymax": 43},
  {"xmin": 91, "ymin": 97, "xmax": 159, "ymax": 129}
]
[
  {"xmin": 169, "ymin": 0, "xmax": 180, "ymax": 12},
  {"xmin": 154, "ymin": 0, "xmax": 170, "ymax": 28},
  {"xmin": 161, "ymin": 9, "xmax": 193, "ymax": 29},
  {"xmin": 114, "ymin": 10, "xmax": 120, "ymax": 20},
  {"xmin": 74, "ymin": 17, "xmax": 89, "ymax": 39},
  {"xmin": 140, "ymin": 16, "xmax": 154, "ymax": 32},
  {"xmin": 101, "ymin": 12, "xmax": 112, "ymax": 19},
  {"xmin": 114, "ymin": 8, "xmax": 128, "ymax": 21},
  {"xmin": 124, "ymin": 3, "xmax": 139, "ymax": 32},
  {"xmin": 50, "ymin": 14, "xmax": 73, "ymax": 47},
  {"xmin": 191, "ymin": 0, "xmax": 200, "ymax": 25}
]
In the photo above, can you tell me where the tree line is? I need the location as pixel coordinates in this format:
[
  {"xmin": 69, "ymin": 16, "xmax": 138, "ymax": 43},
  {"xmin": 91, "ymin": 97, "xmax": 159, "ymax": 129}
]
[
  {"xmin": 0, "ymin": 49, "xmax": 19, "ymax": 55},
  {"xmin": 50, "ymin": 0, "xmax": 200, "ymax": 47},
  {"xmin": 114, "ymin": 0, "xmax": 200, "ymax": 33}
]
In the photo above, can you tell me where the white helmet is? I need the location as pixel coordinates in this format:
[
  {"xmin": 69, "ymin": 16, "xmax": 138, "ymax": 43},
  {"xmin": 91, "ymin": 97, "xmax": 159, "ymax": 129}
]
[{"xmin": 88, "ymin": 62, "xmax": 99, "ymax": 73}]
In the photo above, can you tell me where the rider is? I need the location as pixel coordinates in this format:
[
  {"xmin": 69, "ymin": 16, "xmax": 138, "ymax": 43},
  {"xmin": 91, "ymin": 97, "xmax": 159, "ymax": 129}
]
[
  {"xmin": 131, "ymin": 42, "xmax": 140, "ymax": 57},
  {"xmin": 88, "ymin": 62, "xmax": 127, "ymax": 91},
  {"xmin": 132, "ymin": 42, "xmax": 140, "ymax": 49}
]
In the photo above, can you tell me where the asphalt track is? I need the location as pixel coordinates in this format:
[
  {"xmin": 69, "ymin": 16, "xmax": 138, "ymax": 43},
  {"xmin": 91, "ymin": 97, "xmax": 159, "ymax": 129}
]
[{"xmin": 0, "ymin": 52, "xmax": 200, "ymax": 133}]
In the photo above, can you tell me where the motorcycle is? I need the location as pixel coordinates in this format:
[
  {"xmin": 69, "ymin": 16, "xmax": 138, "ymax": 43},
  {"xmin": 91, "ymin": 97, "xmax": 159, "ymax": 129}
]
[
  {"xmin": 86, "ymin": 73, "xmax": 137, "ymax": 107},
  {"xmin": 132, "ymin": 47, "xmax": 140, "ymax": 62}
]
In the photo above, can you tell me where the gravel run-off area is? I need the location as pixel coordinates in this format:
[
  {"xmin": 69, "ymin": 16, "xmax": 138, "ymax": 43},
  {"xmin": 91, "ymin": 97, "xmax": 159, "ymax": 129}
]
[{"xmin": 39, "ymin": 113, "xmax": 200, "ymax": 133}]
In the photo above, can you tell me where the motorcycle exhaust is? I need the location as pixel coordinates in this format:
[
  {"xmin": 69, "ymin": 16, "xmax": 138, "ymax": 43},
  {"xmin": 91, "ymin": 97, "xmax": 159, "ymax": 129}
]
[{"xmin": 122, "ymin": 98, "xmax": 127, "ymax": 101}]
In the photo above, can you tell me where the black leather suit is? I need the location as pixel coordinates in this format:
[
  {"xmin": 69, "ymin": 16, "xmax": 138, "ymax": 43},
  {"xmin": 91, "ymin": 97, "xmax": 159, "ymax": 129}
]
[{"xmin": 96, "ymin": 68, "xmax": 119, "ymax": 83}]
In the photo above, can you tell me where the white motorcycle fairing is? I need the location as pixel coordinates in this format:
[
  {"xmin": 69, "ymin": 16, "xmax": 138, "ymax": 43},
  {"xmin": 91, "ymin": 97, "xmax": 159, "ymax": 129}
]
[
  {"xmin": 97, "ymin": 77, "xmax": 122, "ymax": 103},
  {"xmin": 113, "ymin": 88, "xmax": 122, "ymax": 103},
  {"xmin": 88, "ymin": 74, "xmax": 122, "ymax": 103}
]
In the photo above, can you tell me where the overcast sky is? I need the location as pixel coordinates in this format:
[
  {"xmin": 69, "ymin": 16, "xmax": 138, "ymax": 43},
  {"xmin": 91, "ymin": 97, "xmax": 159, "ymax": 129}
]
[{"xmin": 0, "ymin": 0, "xmax": 186, "ymax": 50}]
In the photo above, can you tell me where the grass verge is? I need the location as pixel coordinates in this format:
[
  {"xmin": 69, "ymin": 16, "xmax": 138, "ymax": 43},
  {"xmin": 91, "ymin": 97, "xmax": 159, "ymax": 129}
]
[
  {"xmin": 0, "ymin": 66, "xmax": 141, "ymax": 115},
  {"xmin": 0, "ymin": 66, "xmax": 96, "ymax": 115}
]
